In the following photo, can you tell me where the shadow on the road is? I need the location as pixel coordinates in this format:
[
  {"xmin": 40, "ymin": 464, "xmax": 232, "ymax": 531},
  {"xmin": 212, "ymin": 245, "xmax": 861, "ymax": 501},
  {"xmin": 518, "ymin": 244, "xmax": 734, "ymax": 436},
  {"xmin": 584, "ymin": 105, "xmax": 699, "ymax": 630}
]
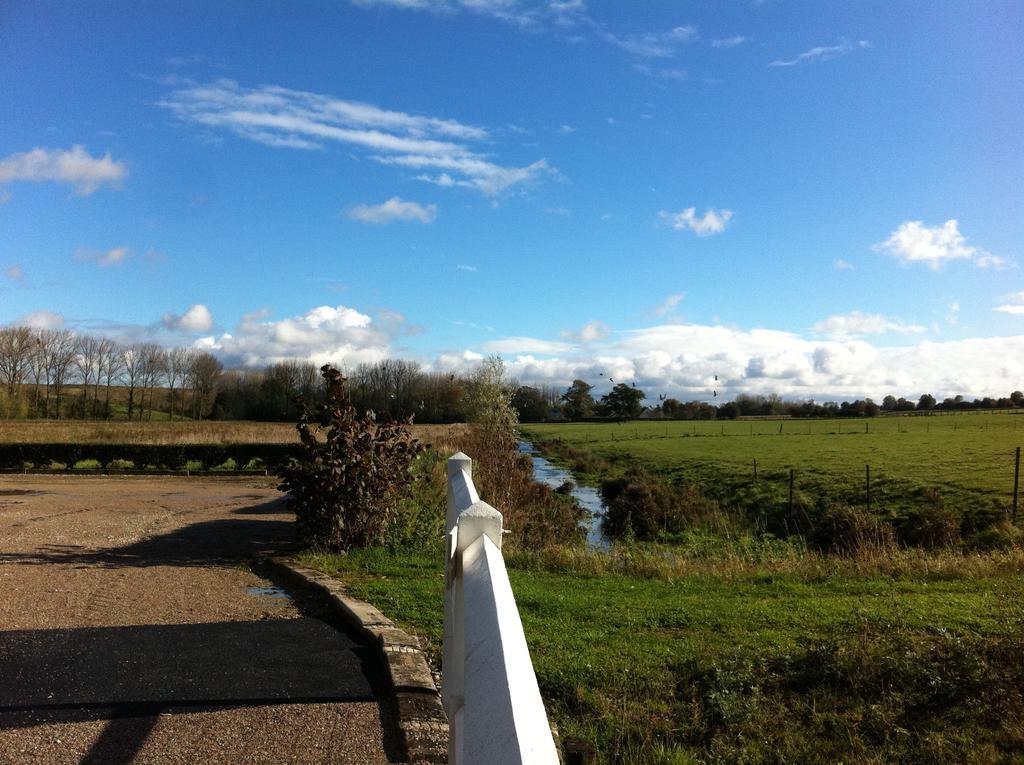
[
  {"xmin": 0, "ymin": 498, "xmax": 297, "ymax": 567},
  {"xmin": 0, "ymin": 618, "xmax": 404, "ymax": 762}
]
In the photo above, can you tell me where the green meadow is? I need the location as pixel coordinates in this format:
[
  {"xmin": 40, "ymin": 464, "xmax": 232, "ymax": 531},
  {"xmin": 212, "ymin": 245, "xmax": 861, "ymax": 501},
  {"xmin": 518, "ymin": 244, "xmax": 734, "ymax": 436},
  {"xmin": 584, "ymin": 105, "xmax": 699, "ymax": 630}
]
[{"xmin": 520, "ymin": 411, "xmax": 1024, "ymax": 522}]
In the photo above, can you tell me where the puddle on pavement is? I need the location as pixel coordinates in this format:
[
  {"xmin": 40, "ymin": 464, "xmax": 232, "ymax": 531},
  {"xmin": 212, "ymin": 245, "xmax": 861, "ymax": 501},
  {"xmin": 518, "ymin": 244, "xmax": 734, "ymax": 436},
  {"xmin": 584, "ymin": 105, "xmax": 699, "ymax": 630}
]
[{"xmin": 247, "ymin": 585, "xmax": 291, "ymax": 600}]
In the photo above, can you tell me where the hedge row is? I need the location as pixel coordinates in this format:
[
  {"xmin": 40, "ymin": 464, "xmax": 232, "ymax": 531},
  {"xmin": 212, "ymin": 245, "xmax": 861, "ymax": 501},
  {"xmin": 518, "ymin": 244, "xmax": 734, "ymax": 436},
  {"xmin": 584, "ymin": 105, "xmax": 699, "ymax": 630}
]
[{"xmin": 0, "ymin": 443, "xmax": 302, "ymax": 471}]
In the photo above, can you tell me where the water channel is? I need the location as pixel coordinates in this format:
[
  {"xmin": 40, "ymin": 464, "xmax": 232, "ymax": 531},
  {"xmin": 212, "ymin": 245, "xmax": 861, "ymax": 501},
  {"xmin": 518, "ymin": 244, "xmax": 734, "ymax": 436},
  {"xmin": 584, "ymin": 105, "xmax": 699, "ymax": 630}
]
[{"xmin": 517, "ymin": 440, "xmax": 609, "ymax": 549}]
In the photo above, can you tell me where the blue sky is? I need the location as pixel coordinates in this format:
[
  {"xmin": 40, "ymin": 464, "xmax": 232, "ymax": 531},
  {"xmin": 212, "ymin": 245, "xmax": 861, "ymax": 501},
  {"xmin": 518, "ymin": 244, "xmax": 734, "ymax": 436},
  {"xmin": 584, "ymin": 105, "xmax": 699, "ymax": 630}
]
[{"xmin": 2, "ymin": 0, "xmax": 1022, "ymax": 401}]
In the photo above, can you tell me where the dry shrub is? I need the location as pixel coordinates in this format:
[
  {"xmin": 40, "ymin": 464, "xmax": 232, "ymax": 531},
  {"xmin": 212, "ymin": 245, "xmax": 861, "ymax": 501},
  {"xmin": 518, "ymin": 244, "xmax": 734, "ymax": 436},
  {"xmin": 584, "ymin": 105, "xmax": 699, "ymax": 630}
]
[
  {"xmin": 279, "ymin": 365, "xmax": 425, "ymax": 551},
  {"xmin": 807, "ymin": 503, "xmax": 897, "ymax": 555},
  {"xmin": 600, "ymin": 467, "xmax": 717, "ymax": 541},
  {"xmin": 898, "ymin": 489, "xmax": 961, "ymax": 549}
]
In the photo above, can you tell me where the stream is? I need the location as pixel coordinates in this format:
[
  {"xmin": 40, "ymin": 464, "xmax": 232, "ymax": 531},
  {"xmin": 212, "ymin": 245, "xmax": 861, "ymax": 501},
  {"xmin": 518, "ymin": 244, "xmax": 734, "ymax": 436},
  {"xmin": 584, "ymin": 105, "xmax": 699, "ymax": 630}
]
[{"xmin": 517, "ymin": 440, "xmax": 609, "ymax": 550}]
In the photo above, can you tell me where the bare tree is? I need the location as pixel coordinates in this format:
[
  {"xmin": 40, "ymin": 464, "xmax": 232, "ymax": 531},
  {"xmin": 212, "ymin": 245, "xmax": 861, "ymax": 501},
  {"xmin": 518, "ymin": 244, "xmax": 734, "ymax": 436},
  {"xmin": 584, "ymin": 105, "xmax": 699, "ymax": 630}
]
[
  {"xmin": 74, "ymin": 335, "xmax": 103, "ymax": 417},
  {"xmin": 121, "ymin": 345, "xmax": 145, "ymax": 420},
  {"xmin": 47, "ymin": 330, "xmax": 77, "ymax": 420},
  {"xmin": 138, "ymin": 343, "xmax": 165, "ymax": 420},
  {"xmin": 27, "ymin": 331, "xmax": 48, "ymax": 415},
  {"xmin": 0, "ymin": 327, "xmax": 34, "ymax": 411},
  {"xmin": 187, "ymin": 351, "xmax": 222, "ymax": 419},
  {"xmin": 98, "ymin": 342, "xmax": 123, "ymax": 419},
  {"xmin": 165, "ymin": 347, "xmax": 190, "ymax": 421}
]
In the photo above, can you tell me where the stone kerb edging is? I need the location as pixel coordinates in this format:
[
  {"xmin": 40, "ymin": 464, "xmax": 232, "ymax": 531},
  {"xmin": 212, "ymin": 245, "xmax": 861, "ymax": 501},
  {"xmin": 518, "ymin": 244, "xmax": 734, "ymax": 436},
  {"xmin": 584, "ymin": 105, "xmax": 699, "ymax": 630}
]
[{"xmin": 262, "ymin": 557, "xmax": 448, "ymax": 764}]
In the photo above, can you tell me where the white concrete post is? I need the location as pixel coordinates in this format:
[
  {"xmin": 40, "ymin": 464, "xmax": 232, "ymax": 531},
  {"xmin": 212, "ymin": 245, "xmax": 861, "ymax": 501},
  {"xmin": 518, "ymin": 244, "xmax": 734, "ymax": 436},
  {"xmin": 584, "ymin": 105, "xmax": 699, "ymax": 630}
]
[
  {"xmin": 462, "ymin": 535, "xmax": 560, "ymax": 765},
  {"xmin": 444, "ymin": 452, "xmax": 559, "ymax": 765}
]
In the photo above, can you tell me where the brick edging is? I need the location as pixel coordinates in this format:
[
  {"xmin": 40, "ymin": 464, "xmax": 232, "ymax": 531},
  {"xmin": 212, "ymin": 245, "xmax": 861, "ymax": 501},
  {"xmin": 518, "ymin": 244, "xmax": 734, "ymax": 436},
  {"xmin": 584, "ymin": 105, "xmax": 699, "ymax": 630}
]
[{"xmin": 261, "ymin": 556, "xmax": 448, "ymax": 764}]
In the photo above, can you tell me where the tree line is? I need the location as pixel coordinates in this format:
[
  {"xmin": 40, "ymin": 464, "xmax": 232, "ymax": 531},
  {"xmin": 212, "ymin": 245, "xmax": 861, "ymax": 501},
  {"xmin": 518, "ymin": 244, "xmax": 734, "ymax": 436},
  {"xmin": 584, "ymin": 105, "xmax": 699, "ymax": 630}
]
[
  {"xmin": 2, "ymin": 324, "xmax": 1021, "ymax": 423},
  {"xmin": 0, "ymin": 326, "xmax": 222, "ymax": 420}
]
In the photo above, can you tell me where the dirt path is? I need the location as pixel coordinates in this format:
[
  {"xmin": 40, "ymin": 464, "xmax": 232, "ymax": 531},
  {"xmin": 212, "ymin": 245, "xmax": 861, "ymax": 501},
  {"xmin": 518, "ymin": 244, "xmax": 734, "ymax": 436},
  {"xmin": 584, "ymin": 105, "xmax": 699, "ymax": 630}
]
[{"xmin": 0, "ymin": 476, "xmax": 400, "ymax": 764}]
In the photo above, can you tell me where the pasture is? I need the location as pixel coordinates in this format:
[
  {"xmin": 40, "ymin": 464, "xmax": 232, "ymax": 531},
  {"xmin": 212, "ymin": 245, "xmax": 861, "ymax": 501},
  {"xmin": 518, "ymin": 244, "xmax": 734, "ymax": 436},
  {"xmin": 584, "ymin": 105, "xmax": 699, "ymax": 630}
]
[{"xmin": 521, "ymin": 411, "xmax": 1024, "ymax": 521}]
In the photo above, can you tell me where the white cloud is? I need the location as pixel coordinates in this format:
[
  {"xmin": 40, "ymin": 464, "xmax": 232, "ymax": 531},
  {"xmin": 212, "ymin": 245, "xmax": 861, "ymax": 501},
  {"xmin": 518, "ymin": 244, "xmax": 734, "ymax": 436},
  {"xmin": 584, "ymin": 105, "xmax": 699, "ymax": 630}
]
[
  {"xmin": 480, "ymin": 336, "xmax": 573, "ymax": 355},
  {"xmin": 658, "ymin": 207, "xmax": 733, "ymax": 236},
  {"xmin": 557, "ymin": 124, "xmax": 577, "ymax": 134},
  {"xmin": 348, "ymin": 197, "xmax": 438, "ymax": 224},
  {"xmin": 561, "ymin": 320, "xmax": 610, "ymax": 342},
  {"xmin": 769, "ymin": 39, "xmax": 869, "ymax": 67},
  {"xmin": 456, "ymin": 264, "xmax": 478, "ymax": 272},
  {"xmin": 711, "ymin": 36, "xmax": 747, "ymax": 48},
  {"xmin": 812, "ymin": 311, "xmax": 926, "ymax": 338},
  {"xmin": 543, "ymin": 206, "xmax": 569, "ymax": 216},
  {"xmin": 0, "ymin": 145, "xmax": 127, "ymax": 196},
  {"xmin": 438, "ymin": 322, "xmax": 1024, "ymax": 401},
  {"xmin": 650, "ymin": 292, "xmax": 685, "ymax": 318},
  {"xmin": 159, "ymin": 79, "xmax": 550, "ymax": 197},
  {"xmin": 195, "ymin": 304, "xmax": 394, "ymax": 367},
  {"xmin": 873, "ymin": 219, "xmax": 1000, "ymax": 270},
  {"xmin": 994, "ymin": 292, "xmax": 1024, "ymax": 315},
  {"xmin": 74, "ymin": 246, "xmax": 131, "ymax": 268},
  {"xmin": 17, "ymin": 310, "xmax": 65, "ymax": 330},
  {"xmin": 833, "ymin": 259, "xmax": 854, "ymax": 271},
  {"xmin": 162, "ymin": 304, "xmax": 214, "ymax": 333},
  {"xmin": 5, "ymin": 265, "xmax": 24, "ymax": 281}
]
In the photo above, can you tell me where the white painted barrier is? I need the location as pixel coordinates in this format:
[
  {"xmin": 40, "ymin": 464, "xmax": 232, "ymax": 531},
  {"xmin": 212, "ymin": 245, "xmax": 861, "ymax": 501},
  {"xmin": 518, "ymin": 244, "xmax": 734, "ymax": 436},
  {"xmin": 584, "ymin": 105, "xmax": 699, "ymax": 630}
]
[{"xmin": 443, "ymin": 452, "xmax": 560, "ymax": 765}]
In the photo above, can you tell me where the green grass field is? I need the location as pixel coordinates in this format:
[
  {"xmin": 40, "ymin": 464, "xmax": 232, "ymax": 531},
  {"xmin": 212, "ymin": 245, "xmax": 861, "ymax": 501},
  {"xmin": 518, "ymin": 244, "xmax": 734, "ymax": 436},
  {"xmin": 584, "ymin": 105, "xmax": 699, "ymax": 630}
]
[
  {"xmin": 304, "ymin": 544, "xmax": 1024, "ymax": 764},
  {"xmin": 520, "ymin": 412, "xmax": 1024, "ymax": 521}
]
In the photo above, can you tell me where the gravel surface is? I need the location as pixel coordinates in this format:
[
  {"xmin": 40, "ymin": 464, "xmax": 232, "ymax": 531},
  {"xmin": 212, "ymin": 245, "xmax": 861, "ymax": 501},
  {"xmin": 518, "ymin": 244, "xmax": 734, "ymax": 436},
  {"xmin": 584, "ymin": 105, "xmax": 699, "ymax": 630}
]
[{"xmin": 0, "ymin": 476, "xmax": 400, "ymax": 764}]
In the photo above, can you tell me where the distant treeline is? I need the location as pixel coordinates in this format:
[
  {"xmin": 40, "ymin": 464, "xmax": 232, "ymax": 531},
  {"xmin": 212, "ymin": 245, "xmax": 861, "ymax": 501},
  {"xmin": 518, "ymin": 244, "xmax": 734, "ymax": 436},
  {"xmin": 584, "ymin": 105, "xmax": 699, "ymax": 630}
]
[{"xmin": 2, "ymin": 325, "xmax": 1021, "ymax": 423}]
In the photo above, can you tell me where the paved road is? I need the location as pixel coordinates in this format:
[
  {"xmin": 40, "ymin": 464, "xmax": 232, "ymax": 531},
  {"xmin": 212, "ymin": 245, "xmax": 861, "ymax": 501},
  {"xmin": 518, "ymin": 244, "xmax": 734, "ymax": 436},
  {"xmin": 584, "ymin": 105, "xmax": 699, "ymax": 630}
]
[{"xmin": 0, "ymin": 476, "xmax": 400, "ymax": 764}]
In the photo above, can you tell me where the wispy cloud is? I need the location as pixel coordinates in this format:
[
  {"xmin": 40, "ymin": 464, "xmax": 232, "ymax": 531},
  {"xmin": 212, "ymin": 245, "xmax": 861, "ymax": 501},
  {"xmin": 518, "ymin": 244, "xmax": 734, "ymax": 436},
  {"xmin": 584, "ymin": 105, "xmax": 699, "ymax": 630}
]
[
  {"xmin": 74, "ymin": 246, "xmax": 131, "ymax": 268},
  {"xmin": 561, "ymin": 320, "xmax": 610, "ymax": 342},
  {"xmin": 602, "ymin": 25, "xmax": 697, "ymax": 58},
  {"xmin": 632, "ymin": 64, "xmax": 688, "ymax": 81},
  {"xmin": 456, "ymin": 264, "xmax": 478, "ymax": 273},
  {"xmin": 351, "ymin": 0, "xmax": 540, "ymax": 27},
  {"xmin": 159, "ymin": 79, "xmax": 552, "ymax": 196},
  {"xmin": 833, "ymin": 259, "xmax": 854, "ymax": 271},
  {"xmin": 658, "ymin": 207, "xmax": 733, "ymax": 236},
  {"xmin": 994, "ymin": 292, "xmax": 1024, "ymax": 316},
  {"xmin": 4, "ymin": 264, "xmax": 24, "ymax": 281},
  {"xmin": 348, "ymin": 1, "xmax": 698, "ymax": 65},
  {"xmin": 557, "ymin": 124, "xmax": 577, "ymax": 134},
  {"xmin": 650, "ymin": 292, "xmax": 685, "ymax": 318},
  {"xmin": 481, "ymin": 336, "xmax": 573, "ymax": 355},
  {"xmin": 162, "ymin": 304, "xmax": 214, "ymax": 332},
  {"xmin": 873, "ymin": 219, "xmax": 1006, "ymax": 270},
  {"xmin": 711, "ymin": 35, "xmax": 747, "ymax": 48},
  {"xmin": 0, "ymin": 145, "xmax": 127, "ymax": 196},
  {"xmin": 812, "ymin": 311, "xmax": 926, "ymax": 338},
  {"xmin": 348, "ymin": 197, "xmax": 438, "ymax": 224},
  {"xmin": 769, "ymin": 39, "xmax": 869, "ymax": 68}
]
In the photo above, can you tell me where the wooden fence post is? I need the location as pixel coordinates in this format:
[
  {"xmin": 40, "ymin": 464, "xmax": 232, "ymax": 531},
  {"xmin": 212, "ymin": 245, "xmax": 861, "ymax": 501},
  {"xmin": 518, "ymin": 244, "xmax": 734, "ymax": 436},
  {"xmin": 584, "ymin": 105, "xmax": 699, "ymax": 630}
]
[
  {"xmin": 866, "ymin": 464, "xmax": 871, "ymax": 514},
  {"xmin": 1013, "ymin": 446, "xmax": 1020, "ymax": 521}
]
